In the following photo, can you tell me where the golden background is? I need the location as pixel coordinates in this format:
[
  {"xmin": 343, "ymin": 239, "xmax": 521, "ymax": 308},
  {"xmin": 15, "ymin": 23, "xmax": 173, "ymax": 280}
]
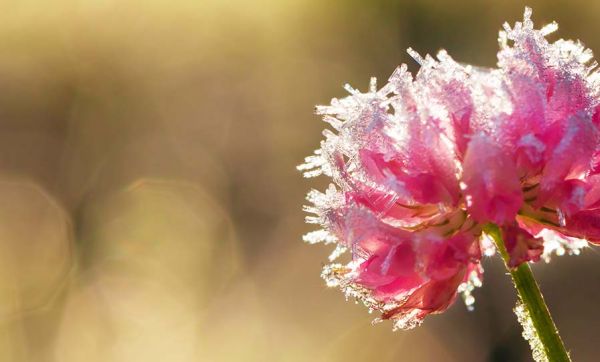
[{"xmin": 0, "ymin": 1, "xmax": 599, "ymax": 361}]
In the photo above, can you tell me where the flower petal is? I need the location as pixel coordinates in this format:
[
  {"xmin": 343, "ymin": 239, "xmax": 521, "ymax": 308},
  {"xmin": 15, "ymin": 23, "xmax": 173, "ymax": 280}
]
[
  {"xmin": 564, "ymin": 209, "xmax": 600, "ymax": 244},
  {"xmin": 462, "ymin": 134, "xmax": 523, "ymax": 224},
  {"xmin": 502, "ymin": 224, "xmax": 544, "ymax": 268}
]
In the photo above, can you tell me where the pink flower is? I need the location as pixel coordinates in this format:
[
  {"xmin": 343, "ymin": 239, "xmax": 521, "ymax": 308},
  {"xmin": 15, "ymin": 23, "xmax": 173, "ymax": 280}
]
[{"xmin": 299, "ymin": 8, "xmax": 598, "ymax": 329}]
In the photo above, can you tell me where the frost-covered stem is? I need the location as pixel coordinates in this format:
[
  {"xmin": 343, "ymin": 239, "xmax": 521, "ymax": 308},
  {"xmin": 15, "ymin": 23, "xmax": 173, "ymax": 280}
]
[{"xmin": 484, "ymin": 224, "xmax": 571, "ymax": 362}]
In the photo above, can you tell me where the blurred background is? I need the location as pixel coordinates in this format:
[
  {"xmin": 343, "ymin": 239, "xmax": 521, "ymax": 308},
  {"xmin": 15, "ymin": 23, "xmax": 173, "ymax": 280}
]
[{"xmin": 0, "ymin": 0, "xmax": 599, "ymax": 361}]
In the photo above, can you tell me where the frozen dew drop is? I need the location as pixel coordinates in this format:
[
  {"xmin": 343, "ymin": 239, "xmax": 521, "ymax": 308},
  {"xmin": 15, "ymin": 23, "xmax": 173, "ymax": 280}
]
[{"xmin": 514, "ymin": 300, "xmax": 550, "ymax": 362}]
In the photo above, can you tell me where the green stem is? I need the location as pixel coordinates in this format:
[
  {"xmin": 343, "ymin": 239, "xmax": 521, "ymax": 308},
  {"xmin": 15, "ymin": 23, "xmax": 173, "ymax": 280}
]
[{"xmin": 484, "ymin": 223, "xmax": 571, "ymax": 362}]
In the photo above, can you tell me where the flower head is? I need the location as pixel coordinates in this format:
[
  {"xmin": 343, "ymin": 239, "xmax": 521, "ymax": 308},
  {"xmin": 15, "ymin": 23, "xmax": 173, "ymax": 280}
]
[{"xmin": 299, "ymin": 8, "xmax": 600, "ymax": 329}]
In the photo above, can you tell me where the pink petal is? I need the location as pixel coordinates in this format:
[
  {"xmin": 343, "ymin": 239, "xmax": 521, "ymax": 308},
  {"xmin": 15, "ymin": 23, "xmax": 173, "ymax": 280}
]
[
  {"xmin": 542, "ymin": 179, "xmax": 587, "ymax": 216},
  {"xmin": 564, "ymin": 209, "xmax": 600, "ymax": 244},
  {"xmin": 462, "ymin": 134, "xmax": 523, "ymax": 224},
  {"xmin": 358, "ymin": 149, "xmax": 457, "ymax": 205},
  {"xmin": 381, "ymin": 269, "xmax": 466, "ymax": 322},
  {"xmin": 502, "ymin": 223, "xmax": 544, "ymax": 268},
  {"xmin": 538, "ymin": 116, "xmax": 598, "ymax": 203}
]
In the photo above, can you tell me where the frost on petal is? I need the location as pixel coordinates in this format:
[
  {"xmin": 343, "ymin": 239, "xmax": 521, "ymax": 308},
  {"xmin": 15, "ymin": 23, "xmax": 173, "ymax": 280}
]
[
  {"xmin": 541, "ymin": 179, "xmax": 587, "ymax": 218},
  {"xmin": 357, "ymin": 149, "xmax": 455, "ymax": 206},
  {"xmin": 462, "ymin": 134, "xmax": 523, "ymax": 225},
  {"xmin": 321, "ymin": 209, "xmax": 480, "ymax": 329},
  {"xmin": 302, "ymin": 184, "xmax": 346, "ymax": 245},
  {"xmin": 380, "ymin": 271, "xmax": 466, "ymax": 330},
  {"xmin": 498, "ymin": 8, "xmax": 600, "ymax": 184},
  {"xmin": 514, "ymin": 133, "xmax": 546, "ymax": 178},
  {"xmin": 383, "ymin": 54, "xmax": 469, "ymax": 205},
  {"xmin": 499, "ymin": 8, "xmax": 599, "ymax": 124},
  {"xmin": 399, "ymin": 118, "xmax": 461, "ymax": 205},
  {"xmin": 299, "ymin": 77, "xmax": 398, "ymax": 185},
  {"xmin": 304, "ymin": 55, "xmax": 469, "ymax": 213},
  {"xmin": 411, "ymin": 50, "xmax": 475, "ymax": 157},
  {"xmin": 538, "ymin": 116, "xmax": 599, "ymax": 202}
]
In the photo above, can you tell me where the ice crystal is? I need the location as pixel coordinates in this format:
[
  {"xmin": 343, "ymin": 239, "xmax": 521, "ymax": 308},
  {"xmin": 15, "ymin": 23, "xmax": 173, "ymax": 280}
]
[
  {"xmin": 514, "ymin": 300, "xmax": 549, "ymax": 362},
  {"xmin": 536, "ymin": 229, "xmax": 588, "ymax": 263},
  {"xmin": 457, "ymin": 265, "xmax": 483, "ymax": 311},
  {"xmin": 300, "ymin": 7, "xmax": 600, "ymax": 329}
]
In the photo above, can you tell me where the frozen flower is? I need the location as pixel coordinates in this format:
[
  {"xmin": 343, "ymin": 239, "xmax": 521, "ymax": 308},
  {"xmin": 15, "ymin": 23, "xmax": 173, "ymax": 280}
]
[{"xmin": 299, "ymin": 8, "xmax": 600, "ymax": 329}]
